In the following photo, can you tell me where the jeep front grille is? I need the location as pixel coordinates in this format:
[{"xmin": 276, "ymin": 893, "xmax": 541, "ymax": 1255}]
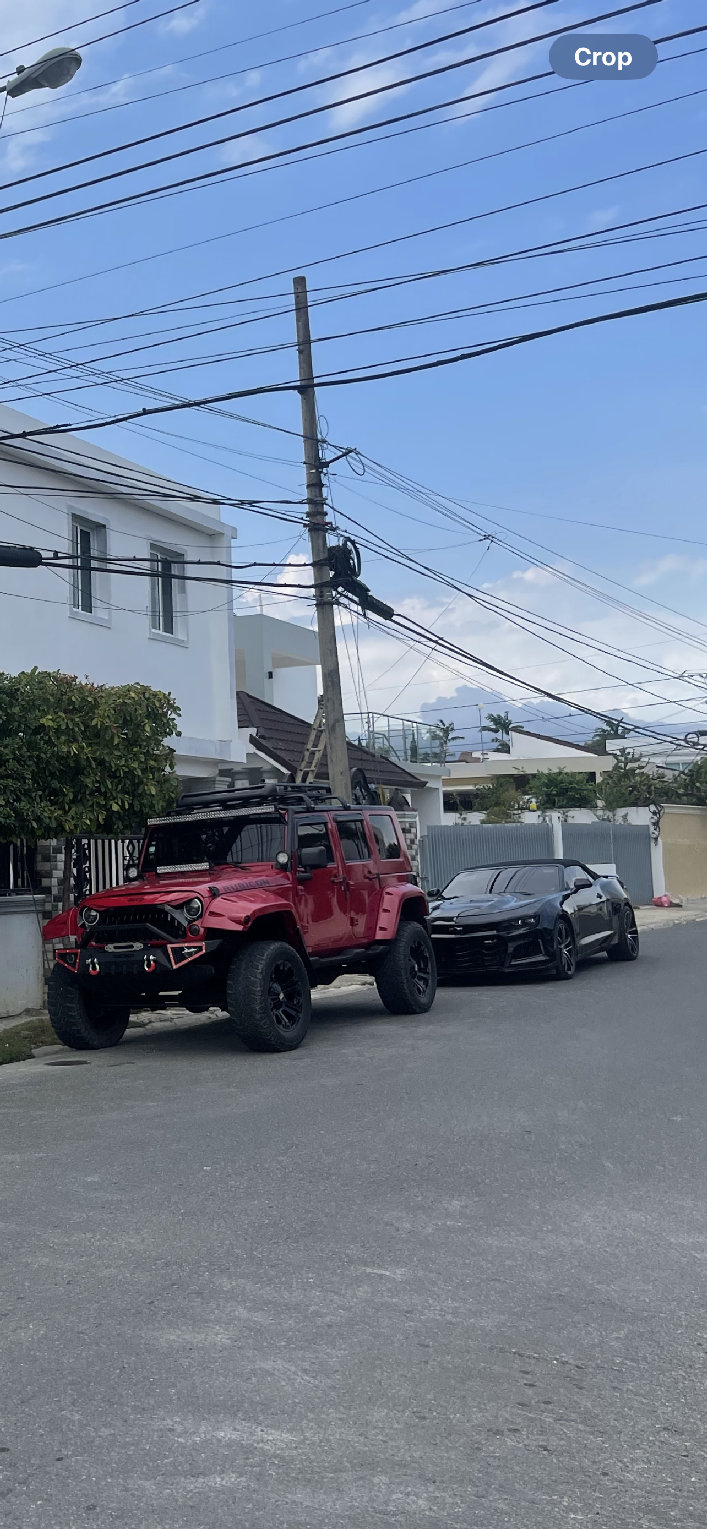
[{"xmin": 90, "ymin": 904, "xmax": 186, "ymax": 943}]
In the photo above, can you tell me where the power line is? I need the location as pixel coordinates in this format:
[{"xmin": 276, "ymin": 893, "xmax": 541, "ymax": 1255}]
[
  {"xmin": 0, "ymin": 0, "xmax": 593, "ymax": 194},
  {"xmin": 0, "ymin": 0, "xmax": 147, "ymax": 63},
  {"xmin": 1, "ymin": 0, "xmax": 485, "ymax": 138},
  {"xmin": 2, "ymin": 287, "xmax": 703, "ymax": 442},
  {"xmin": 4, "ymin": 0, "xmax": 374, "ymax": 109},
  {"xmin": 1, "ymin": 28, "xmax": 699, "ymax": 310},
  {"xmin": 0, "ymin": 1, "xmax": 675, "ymax": 233}
]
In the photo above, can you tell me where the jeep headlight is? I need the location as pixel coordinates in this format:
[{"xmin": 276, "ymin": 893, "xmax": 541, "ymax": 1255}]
[
  {"xmin": 81, "ymin": 907, "xmax": 100, "ymax": 927},
  {"xmin": 184, "ymin": 897, "xmax": 203, "ymax": 920}
]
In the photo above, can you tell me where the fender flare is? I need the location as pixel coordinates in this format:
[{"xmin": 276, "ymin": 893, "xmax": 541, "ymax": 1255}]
[{"xmin": 374, "ymin": 888, "xmax": 428, "ymax": 943}]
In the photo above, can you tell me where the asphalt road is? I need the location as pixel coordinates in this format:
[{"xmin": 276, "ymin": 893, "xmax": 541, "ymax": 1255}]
[{"xmin": 1, "ymin": 924, "xmax": 706, "ymax": 1528}]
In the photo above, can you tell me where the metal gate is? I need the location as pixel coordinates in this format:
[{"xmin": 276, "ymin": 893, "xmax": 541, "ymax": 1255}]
[
  {"xmin": 420, "ymin": 822, "xmax": 554, "ymax": 892},
  {"xmin": 562, "ymin": 822, "xmax": 653, "ymax": 905}
]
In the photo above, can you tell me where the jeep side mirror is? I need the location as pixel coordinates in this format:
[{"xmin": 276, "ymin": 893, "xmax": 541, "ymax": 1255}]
[
  {"xmin": 125, "ymin": 866, "xmax": 140, "ymax": 882},
  {"xmin": 299, "ymin": 845, "xmax": 328, "ymax": 869}
]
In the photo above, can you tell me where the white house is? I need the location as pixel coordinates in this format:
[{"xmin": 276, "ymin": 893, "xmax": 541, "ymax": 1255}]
[{"xmin": 0, "ymin": 403, "xmax": 243, "ymax": 786}]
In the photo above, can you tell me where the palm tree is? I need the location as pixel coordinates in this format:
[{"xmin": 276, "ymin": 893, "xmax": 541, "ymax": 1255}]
[{"xmin": 481, "ymin": 710, "xmax": 513, "ymax": 753}]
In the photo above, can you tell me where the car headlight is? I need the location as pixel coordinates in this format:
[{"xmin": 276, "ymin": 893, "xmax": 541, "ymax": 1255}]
[
  {"xmin": 80, "ymin": 907, "xmax": 100, "ymax": 927},
  {"xmin": 502, "ymin": 914, "xmax": 540, "ymax": 931},
  {"xmin": 184, "ymin": 897, "xmax": 203, "ymax": 920}
]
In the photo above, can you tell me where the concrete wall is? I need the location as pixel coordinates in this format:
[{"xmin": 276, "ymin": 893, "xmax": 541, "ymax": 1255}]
[
  {"xmin": 235, "ymin": 613, "xmax": 319, "ymax": 720},
  {"xmin": 0, "ymin": 898, "xmax": 44, "ymax": 1018},
  {"xmin": 660, "ymin": 807, "xmax": 707, "ymax": 898}
]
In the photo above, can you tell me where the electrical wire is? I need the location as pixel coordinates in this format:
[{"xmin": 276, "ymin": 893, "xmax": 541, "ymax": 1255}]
[
  {"xmin": 3, "ymin": 0, "xmax": 374, "ymax": 106},
  {"xmin": 1, "ymin": 0, "xmax": 486, "ymax": 138},
  {"xmin": 1, "ymin": 29, "xmax": 700, "ymax": 311},
  {"xmin": 2, "ymin": 286, "xmax": 703, "ymax": 442},
  {"xmin": 0, "ymin": 1, "xmax": 679, "ymax": 236}
]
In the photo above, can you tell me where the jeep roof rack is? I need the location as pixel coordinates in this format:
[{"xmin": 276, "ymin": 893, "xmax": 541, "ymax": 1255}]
[{"xmin": 173, "ymin": 782, "xmax": 350, "ymax": 816}]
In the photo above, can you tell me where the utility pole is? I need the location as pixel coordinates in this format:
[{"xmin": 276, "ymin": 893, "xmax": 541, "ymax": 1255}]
[{"xmin": 293, "ymin": 274, "xmax": 351, "ymax": 803}]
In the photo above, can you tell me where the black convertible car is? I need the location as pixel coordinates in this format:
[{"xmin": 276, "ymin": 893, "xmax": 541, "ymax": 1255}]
[{"xmin": 427, "ymin": 859, "xmax": 639, "ymax": 980}]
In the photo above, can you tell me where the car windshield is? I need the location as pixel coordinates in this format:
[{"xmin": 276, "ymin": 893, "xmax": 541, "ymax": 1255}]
[
  {"xmin": 442, "ymin": 864, "xmax": 561, "ymax": 898},
  {"xmin": 141, "ymin": 813, "xmax": 286, "ymax": 873}
]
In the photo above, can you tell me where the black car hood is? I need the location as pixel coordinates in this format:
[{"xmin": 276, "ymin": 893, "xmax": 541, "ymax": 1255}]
[{"xmin": 428, "ymin": 893, "xmax": 550, "ymax": 921}]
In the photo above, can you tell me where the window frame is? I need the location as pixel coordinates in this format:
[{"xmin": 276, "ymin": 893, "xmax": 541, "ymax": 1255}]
[
  {"xmin": 367, "ymin": 812, "xmax": 404, "ymax": 862},
  {"xmin": 69, "ymin": 512, "xmax": 109, "ymax": 625},
  {"xmin": 295, "ymin": 817, "xmax": 336, "ymax": 867},
  {"xmin": 334, "ymin": 815, "xmax": 373, "ymax": 864},
  {"xmin": 149, "ymin": 543, "xmax": 187, "ymax": 643}
]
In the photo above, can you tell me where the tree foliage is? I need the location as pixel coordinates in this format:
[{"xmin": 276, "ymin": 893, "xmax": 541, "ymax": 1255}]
[
  {"xmin": 430, "ymin": 717, "xmax": 463, "ymax": 763},
  {"xmin": 477, "ymin": 778, "xmax": 523, "ymax": 823},
  {"xmin": 589, "ymin": 718, "xmax": 629, "ymax": 754},
  {"xmin": 530, "ymin": 769, "xmax": 599, "ymax": 812},
  {"xmin": 598, "ymin": 749, "xmax": 656, "ymax": 810},
  {"xmin": 481, "ymin": 710, "xmax": 513, "ymax": 752},
  {"xmin": 0, "ymin": 670, "xmax": 181, "ymax": 842}
]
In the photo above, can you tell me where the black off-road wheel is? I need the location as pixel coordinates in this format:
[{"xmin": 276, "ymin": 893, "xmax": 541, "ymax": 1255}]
[
  {"xmin": 607, "ymin": 903, "xmax": 640, "ymax": 962},
  {"xmin": 226, "ymin": 940, "xmax": 311, "ymax": 1052},
  {"xmin": 552, "ymin": 916, "xmax": 577, "ymax": 981},
  {"xmin": 374, "ymin": 921, "xmax": 437, "ymax": 1015},
  {"xmin": 47, "ymin": 967, "xmax": 131, "ymax": 1050}
]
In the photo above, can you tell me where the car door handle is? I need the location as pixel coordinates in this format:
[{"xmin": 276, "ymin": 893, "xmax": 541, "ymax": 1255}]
[{"xmin": 331, "ymin": 874, "xmax": 347, "ymax": 887}]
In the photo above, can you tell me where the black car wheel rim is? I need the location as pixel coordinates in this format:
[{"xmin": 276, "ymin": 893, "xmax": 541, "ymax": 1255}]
[
  {"xmin": 268, "ymin": 961, "xmax": 304, "ymax": 1032},
  {"xmin": 623, "ymin": 908, "xmax": 639, "ymax": 955},
  {"xmin": 556, "ymin": 922, "xmax": 575, "ymax": 975},
  {"xmin": 409, "ymin": 938, "xmax": 432, "ymax": 998}
]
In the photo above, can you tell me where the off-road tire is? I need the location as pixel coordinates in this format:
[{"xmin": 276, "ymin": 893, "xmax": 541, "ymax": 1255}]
[
  {"xmin": 607, "ymin": 903, "xmax": 640, "ymax": 962},
  {"xmin": 552, "ymin": 916, "xmax": 577, "ymax": 980},
  {"xmin": 47, "ymin": 967, "xmax": 131, "ymax": 1050},
  {"xmin": 226, "ymin": 940, "xmax": 311, "ymax": 1052},
  {"xmin": 374, "ymin": 921, "xmax": 437, "ymax": 1015}
]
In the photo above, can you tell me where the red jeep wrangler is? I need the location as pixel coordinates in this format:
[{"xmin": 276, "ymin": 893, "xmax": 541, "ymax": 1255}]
[{"xmin": 43, "ymin": 784, "xmax": 436, "ymax": 1053}]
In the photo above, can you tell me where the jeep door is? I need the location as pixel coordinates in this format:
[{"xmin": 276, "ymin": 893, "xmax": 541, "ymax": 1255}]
[
  {"xmin": 333, "ymin": 815, "xmax": 382, "ymax": 943},
  {"xmin": 294, "ymin": 818, "xmax": 350, "ymax": 952}
]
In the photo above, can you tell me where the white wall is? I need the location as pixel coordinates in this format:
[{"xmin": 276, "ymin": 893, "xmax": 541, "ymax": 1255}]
[
  {"xmin": 0, "ymin": 437, "xmax": 242, "ymax": 774},
  {"xmin": 0, "ymin": 899, "xmax": 44, "ymax": 1018},
  {"xmin": 509, "ymin": 732, "xmax": 599, "ymax": 760}
]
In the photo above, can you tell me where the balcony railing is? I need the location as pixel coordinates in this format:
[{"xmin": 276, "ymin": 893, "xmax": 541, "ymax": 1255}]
[{"xmin": 346, "ymin": 713, "xmax": 452, "ymax": 765}]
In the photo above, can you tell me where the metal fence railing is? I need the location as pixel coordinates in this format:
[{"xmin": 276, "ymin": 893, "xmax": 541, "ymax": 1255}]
[
  {"xmin": 70, "ymin": 835, "xmax": 142, "ymax": 904},
  {"xmin": 0, "ymin": 840, "xmax": 36, "ymax": 895}
]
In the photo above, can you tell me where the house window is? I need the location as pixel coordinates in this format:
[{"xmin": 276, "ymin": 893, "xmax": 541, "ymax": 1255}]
[
  {"xmin": 71, "ymin": 516, "xmax": 106, "ymax": 616},
  {"xmin": 150, "ymin": 547, "xmax": 185, "ymax": 637}
]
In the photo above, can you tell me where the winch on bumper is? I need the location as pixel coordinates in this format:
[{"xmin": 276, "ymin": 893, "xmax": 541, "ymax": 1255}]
[{"xmin": 55, "ymin": 940, "xmax": 221, "ymax": 991}]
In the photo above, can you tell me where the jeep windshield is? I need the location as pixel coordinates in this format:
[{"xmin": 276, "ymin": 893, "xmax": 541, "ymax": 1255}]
[{"xmin": 141, "ymin": 813, "xmax": 287, "ymax": 874}]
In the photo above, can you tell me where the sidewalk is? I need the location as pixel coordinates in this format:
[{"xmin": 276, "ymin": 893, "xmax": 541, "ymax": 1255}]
[{"xmin": 635, "ymin": 900, "xmax": 707, "ymax": 932}]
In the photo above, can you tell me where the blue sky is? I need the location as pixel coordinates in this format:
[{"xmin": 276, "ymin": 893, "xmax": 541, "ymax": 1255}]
[{"xmin": 0, "ymin": 0, "xmax": 705, "ymax": 743}]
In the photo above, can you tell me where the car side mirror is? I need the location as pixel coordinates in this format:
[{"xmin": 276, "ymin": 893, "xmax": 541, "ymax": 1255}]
[
  {"xmin": 299, "ymin": 845, "xmax": 328, "ymax": 869},
  {"xmin": 571, "ymin": 876, "xmax": 593, "ymax": 891},
  {"xmin": 125, "ymin": 866, "xmax": 140, "ymax": 882},
  {"xmin": 427, "ymin": 888, "xmax": 442, "ymax": 900}
]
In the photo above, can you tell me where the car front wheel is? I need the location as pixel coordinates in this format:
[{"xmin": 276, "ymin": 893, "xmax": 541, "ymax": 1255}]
[
  {"xmin": 47, "ymin": 967, "xmax": 131, "ymax": 1049},
  {"xmin": 226, "ymin": 940, "xmax": 312, "ymax": 1052},
  {"xmin": 552, "ymin": 917, "xmax": 577, "ymax": 980},
  {"xmin": 375, "ymin": 921, "xmax": 437, "ymax": 1014},
  {"xmin": 607, "ymin": 904, "xmax": 640, "ymax": 962}
]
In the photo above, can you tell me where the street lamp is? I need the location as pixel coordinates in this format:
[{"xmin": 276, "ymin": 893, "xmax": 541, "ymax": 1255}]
[
  {"xmin": 3, "ymin": 46, "xmax": 82, "ymax": 101},
  {"xmin": 0, "ymin": 545, "xmax": 43, "ymax": 566}
]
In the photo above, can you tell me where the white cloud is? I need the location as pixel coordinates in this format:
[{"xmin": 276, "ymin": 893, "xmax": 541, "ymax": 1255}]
[
  {"xmin": 634, "ymin": 555, "xmax": 707, "ymax": 589},
  {"xmin": 333, "ymin": 552, "xmax": 707, "ymax": 726}
]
